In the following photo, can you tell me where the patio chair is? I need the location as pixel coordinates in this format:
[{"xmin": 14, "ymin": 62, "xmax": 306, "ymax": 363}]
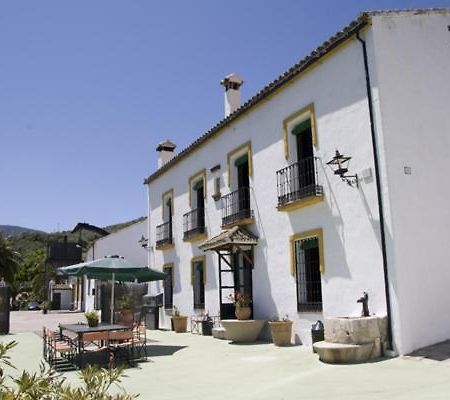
[
  {"xmin": 79, "ymin": 331, "xmax": 110, "ymax": 368},
  {"xmin": 44, "ymin": 327, "xmax": 77, "ymax": 370},
  {"xmin": 109, "ymin": 330, "xmax": 134, "ymax": 367},
  {"xmin": 132, "ymin": 322, "xmax": 148, "ymax": 360}
]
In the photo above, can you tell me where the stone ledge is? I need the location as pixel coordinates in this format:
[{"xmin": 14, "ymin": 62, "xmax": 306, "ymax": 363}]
[{"xmin": 313, "ymin": 341, "xmax": 374, "ymax": 364}]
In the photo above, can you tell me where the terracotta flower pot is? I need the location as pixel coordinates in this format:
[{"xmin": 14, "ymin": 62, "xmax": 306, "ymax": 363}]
[
  {"xmin": 119, "ymin": 309, "xmax": 134, "ymax": 327},
  {"xmin": 269, "ymin": 320, "xmax": 293, "ymax": 346},
  {"xmin": 172, "ymin": 316, "xmax": 188, "ymax": 333},
  {"xmin": 235, "ymin": 306, "xmax": 251, "ymax": 320}
]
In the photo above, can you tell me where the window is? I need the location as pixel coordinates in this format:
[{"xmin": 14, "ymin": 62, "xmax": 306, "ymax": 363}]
[
  {"xmin": 282, "ymin": 103, "xmax": 317, "ymax": 161},
  {"xmin": 277, "ymin": 104, "xmax": 323, "ymax": 210},
  {"xmin": 156, "ymin": 189, "xmax": 174, "ymax": 248},
  {"xmin": 163, "ymin": 264, "xmax": 173, "ymax": 309},
  {"xmin": 290, "ymin": 229, "xmax": 324, "ymax": 312},
  {"xmin": 191, "ymin": 256, "xmax": 206, "ymax": 310},
  {"xmin": 184, "ymin": 170, "xmax": 206, "ymax": 240}
]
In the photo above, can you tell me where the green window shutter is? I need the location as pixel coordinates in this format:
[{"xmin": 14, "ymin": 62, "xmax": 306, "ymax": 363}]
[
  {"xmin": 291, "ymin": 119, "xmax": 311, "ymax": 136},
  {"xmin": 300, "ymin": 237, "xmax": 318, "ymax": 250},
  {"xmin": 234, "ymin": 154, "xmax": 248, "ymax": 167},
  {"xmin": 192, "ymin": 179, "xmax": 203, "ymax": 191}
]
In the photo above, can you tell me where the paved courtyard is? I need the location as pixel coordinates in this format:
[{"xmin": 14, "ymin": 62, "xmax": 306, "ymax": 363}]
[{"xmin": 2, "ymin": 312, "xmax": 450, "ymax": 399}]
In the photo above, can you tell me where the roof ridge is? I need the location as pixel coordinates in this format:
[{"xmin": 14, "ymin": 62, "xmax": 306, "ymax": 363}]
[{"xmin": 143, "ymin": 7, "xmax": 448, "ymax": 185}]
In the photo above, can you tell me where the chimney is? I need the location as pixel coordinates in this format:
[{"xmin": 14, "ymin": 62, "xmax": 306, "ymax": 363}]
[
  {"xmin": 156, "ymin": 140, "xmax": 176, "ymax": 168},
  {"xmin": 220, "ymin": 73, "xmax": 244, "ymax": 117}
]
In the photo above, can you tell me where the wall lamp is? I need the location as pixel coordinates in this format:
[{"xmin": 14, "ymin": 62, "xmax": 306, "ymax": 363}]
[
  {"xmin": 326, "ymin": 150, "xmax": 358, "ymax": 187},
  {"xmin": 138, "ymin": 235, "xmax": 149, "ymax": 248}
]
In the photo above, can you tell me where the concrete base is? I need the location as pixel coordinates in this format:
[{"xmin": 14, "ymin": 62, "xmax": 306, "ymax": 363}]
[
  {"xmin": 221, "ymin": 320, "xmax": 266, "ymax": 343},
  {"xmin": 212, "ymin": 327, "xmax": 227, "ymax": 340},
  {"xmin": 313, "ymin": 341, "xmax": 374, "ymax": 364}
]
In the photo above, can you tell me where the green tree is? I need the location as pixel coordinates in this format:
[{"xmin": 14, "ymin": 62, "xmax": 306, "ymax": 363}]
[{"xmin": 0, "ymin": 235, "xmax": 21, "ymax": 284}]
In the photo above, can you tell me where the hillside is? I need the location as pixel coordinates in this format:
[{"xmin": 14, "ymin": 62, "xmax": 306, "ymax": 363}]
[
  {"xmin": 6, "ymin": 216, "xmax": 146, "ymax": 260},
  {"xmin": 0, "ymin": 225, "xmax": 46, "ymax": 237}
]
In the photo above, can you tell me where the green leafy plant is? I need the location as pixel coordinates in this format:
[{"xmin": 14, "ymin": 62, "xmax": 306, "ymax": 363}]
[
  {"xmin": 0, "ymin": 341, "xmax": 138, "ymax": 399},
  {"xmin": 85, "ymin": 311, "xmax": 100, "ymax": 327},
  {"xmin": 228, "ymin": 292, "xmax": 252, "ymax": 307},
  {"xmin": 117, "ymin": 293, "xmax": 136, "ymax": 311}
]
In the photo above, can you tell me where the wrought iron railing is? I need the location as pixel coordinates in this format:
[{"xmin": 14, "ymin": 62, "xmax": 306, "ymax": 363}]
[
  {"xmin": 276, "ymin": 157, "xmax": 323, "ymax": 207},
  {"xmin": 183, "ymin": 208, "xmax": 205, "ymax": 239},
  {"xmin": 221, "ymin": 187, "xmax": 253, "ymax": 227},
  {"xmin": 156, "ymin": 220, "xmax": 172, "ymax": 247}
]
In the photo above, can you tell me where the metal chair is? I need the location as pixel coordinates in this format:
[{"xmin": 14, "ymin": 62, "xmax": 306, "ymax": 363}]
[
  {"xmin": 79, "ymin": 331, "xmax": 110, "ymax": 368},
  {"xmin": 109, "ymin": 330, "xmax": 134, "ymax": 367}
]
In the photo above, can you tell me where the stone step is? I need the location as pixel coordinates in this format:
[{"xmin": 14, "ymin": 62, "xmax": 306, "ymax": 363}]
[
  {"xmin": 313, "ymin": 341, "xmax": 374, "ymax": 364},
  {"xmin": 212, "ymin": 327, "xmax": 227, "ymax": 340}
]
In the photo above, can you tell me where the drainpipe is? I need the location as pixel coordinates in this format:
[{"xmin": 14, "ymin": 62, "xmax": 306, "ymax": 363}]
[
  {"xmin": 147, "ymin": 183, "xmax": 153, "ymax": 296},
  {"xmin": 356, "ymin": 31, "xmax": 393, "ymax": 351}
]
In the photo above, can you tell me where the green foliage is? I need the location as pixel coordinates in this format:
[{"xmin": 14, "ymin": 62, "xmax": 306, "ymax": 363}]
[
  {"xmin": 5, "ymin": 217, "xmax": 145, "ymax": 297},
  {"xmin": 85, "ymin": 311, "xmax": 100, "ymax": 326},
  {"xmin": 0, "ymin": 235, "xmax": 22, "ymax": 284},
  {"xmin": 0, "ymin": 341, "xmax": 138, "ymax": 399}
]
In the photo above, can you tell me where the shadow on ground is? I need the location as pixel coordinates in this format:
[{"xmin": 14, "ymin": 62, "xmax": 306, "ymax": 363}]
[
  {"xmin": 407, "ymin": 340, "xmax": 450, "ymax": 362},
  {"xmin": 149, "ymin": 345, "xmax": 187, "ymax": 357}
]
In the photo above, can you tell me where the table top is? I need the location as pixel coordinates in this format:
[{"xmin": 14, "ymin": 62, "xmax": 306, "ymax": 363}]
[{"xmin": 59, "ymin": 323, "xmax": 129, "ymax": 334}]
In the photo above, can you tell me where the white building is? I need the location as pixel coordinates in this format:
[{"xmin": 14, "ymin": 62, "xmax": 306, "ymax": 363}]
[
  {"xmin": 144, "ymin": 9, "xmax": 450, "ymax": 355},
  {"xmin": 83, "ymin": 218, "xmax": 148, "ymax": 311}
]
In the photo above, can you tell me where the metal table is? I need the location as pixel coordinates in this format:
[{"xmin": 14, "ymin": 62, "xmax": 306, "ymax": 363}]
[{"xmin": 59, "ymin": 323, "xmax": 129, "ymax": 368}]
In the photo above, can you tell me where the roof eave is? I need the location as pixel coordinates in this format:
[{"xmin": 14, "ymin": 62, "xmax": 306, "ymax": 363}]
[{"xmin": 143, "ymin": 12, "xmax": 371, "ymax": 186}]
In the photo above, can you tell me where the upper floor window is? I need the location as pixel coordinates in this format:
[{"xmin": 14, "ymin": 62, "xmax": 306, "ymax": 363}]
[
  {"xmin": 223, "ymin": 142, "xmax": 254, "ymax": 226},
  {"xmin": 184, "ymin": 171, "xmax": 207, "ymax": 240},
  {"xmin": 156, "ymin": 189, "xmax": 174, "ymax": 248},
  {"xmin": 277, "ymin": 104, "xmax": 323, "ymax": 210}
]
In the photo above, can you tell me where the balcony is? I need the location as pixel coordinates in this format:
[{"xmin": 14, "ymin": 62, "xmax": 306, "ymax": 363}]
[
  {"xmin": 183, "ymin": 208, "xmax": 206, "ymax": 241},
  {"xmin": 156, "ymin": 221, "xmax": 173, "ymax": 249},
  {"xmin": 276, "ymin": 157, "xmax": 323, "ymax": 211},
  {"xmin": 221, "ymin": 187, "xmax": 254, "ymax": 227}
]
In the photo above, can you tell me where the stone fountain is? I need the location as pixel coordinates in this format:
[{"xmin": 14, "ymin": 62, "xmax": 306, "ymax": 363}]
[{"xmin": 313, "ymin": 292, "xmax": 388, "ymax": 363}]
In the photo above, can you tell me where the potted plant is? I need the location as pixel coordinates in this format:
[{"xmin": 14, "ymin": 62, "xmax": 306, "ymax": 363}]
[
  {"xmin": 268, "ymin": 315, "xmax": 293, "ymax": 346},
  {"xmin": 171, "ymin": 306, "xmax": 188, "ymax": 333},
  {"xmin": 116, "ymin": 293, "xmax": 135, "ymax": 327},
  {"xmin": 85, "ymin": 311, "xmax": 99, "ymax": 327},
  {"xmin": 229, "ymin": 292, "xmax": 252, "ymax": 320}
]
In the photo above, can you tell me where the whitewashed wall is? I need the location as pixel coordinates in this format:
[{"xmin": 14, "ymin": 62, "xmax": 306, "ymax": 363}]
[
  {"xmin": 83, "ymin": 219, "xmax": 148, "ymax": 311},
  {"xmin": 146, "ymin": 11, "xmax": 450, "ymax": 352},
  {"xmin": 371, "ymin": 11, "xmax": 450, "ymax": 354},
  {"xmin": 147, "ymin": 27, "xmax": 389, "ymax": 345}
]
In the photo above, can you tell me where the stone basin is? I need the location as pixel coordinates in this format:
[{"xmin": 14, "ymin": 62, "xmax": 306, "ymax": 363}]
[
  {"xmin": 221, "ymin": 320, "xmax": 266, "ymax": 343},
  {"xmin": 314, "ymin": 315, "xmax": 388, "ymax": 363}
]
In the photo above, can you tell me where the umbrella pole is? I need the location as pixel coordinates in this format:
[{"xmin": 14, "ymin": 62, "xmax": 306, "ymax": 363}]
[{"xmin": 110, "ymin": 273, "xmax": 115, "ymax": 324}]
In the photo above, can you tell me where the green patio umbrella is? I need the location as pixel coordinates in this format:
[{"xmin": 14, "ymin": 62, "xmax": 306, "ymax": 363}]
[{"xmin": 58, "ymin": 255, "xmax": 166, "ymax": 323}]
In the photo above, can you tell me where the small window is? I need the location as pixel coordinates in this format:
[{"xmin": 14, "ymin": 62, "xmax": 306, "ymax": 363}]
[
  {"xmin": 293, "ymin": 233, "xmax": 323, "ymax": 312},
  {"xmin": 163, "ymin": 264, "xmax": 173, "ymax": 309},
  {"xmin": 191, "ymin": 258, "xmax": 205, "ymax": 310}
]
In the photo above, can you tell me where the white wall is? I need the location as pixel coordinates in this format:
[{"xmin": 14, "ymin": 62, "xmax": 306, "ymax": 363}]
[
  {"xmin": 147, "ymin": 28, "xmax": 389, "ymax": 344},
  {"xmin": 84, "ymin": 219, "xmax": 148, "ymax": 311},
  {"xmin": 371, "ymin": 11, "xmax": 450, "ymax": 354}
]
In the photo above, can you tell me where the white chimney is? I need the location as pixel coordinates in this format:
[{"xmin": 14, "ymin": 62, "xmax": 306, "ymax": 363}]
[
  {"xmin": 220, "ymin": 73, "xmax": 244, "ymax": 117},
  {"xmin": 156, "ymin": 140, "xmax": 176, "ymax": 168}
]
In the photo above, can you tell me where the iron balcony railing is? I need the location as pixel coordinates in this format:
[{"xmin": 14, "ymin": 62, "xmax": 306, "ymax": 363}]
[
  {"xmin": 156, "ymin": 220, "xmax": 172, "ymax": 247},
  {"xmin": 183, "ymin": 208, "xmax": 205, "ymax": 239},
  {"xmin": 221, "ymin": 186, "xmax": 254, "ymax": 227},
  {"xmin": 276, "ymin": 157, "xmax": 323, "ymax": 207}
]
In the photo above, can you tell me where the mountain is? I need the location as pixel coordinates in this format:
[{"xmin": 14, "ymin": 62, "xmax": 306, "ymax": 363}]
[
  {"xmin": 5, "ymin": 216, "xmax": 146, "ymax": 260},
  {"xmin": 0, "ymin": 225, "xmax": 46, "ymax": 237}
]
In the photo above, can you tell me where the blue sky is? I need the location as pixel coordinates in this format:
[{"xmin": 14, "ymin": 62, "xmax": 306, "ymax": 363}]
[{"xmin": 1, "ymin": 0, "xmax": 448, "ymax": 232}]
